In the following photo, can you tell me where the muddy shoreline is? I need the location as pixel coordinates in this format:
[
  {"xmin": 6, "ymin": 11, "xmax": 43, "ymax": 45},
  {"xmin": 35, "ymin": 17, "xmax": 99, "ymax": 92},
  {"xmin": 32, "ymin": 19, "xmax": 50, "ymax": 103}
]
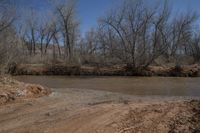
[
  {"xmin": 0, "ymin": 76, "xmax": 200, "ymax": 132},
  {"xmin": 12, "ymin": 64, "xmax": 200, "ymax": 77},
  {"xmin": 0, "ymin": 87, "xmax": 199, "ymax": 133}
]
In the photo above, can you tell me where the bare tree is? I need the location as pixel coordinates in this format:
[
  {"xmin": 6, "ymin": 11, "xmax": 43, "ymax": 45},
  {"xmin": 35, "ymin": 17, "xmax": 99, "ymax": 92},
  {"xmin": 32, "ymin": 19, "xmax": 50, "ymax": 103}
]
[
  {"xmin": 168, "ymin": 12, "xmax": 198, "ymax": 60},
  {"xmin": 43, "ymin": 22, "xmax": 56, "ymax": 55},
  {"xmin": 189, "ymin": 29, "xmax": 200, "ymax": 62},
  {"xmin": 0, "ymin": 0, "xmax": 21, "ymax": 74},
  {"xmin": 23, "ymin": 9, "xmax": 39, "ymax": 56},
  {"xmin": 143, "ymin": 0, "xmax": 170, "ymax": 67},
  {"xmin": 0, "ymin": 0, "xmax": 15, "ymax": 33},
  {"xmin": 1, "ymin": 0, "xmax": 200, "ymax": 73},
  {"xmin": 38, "ymin": 23, "xmax": 46, "ymax": 57},
  {"xmin": 53, "ymin": 0, "xmax": 79, "ymax": 61},
  {"xmin": 98, "ymin": 0, "xmax": 171, "ymax": 69}
]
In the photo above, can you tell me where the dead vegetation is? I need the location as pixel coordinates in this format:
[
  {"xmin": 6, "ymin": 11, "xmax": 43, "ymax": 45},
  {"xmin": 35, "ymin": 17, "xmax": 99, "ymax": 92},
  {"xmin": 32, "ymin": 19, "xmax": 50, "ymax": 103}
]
[
  {"xmin": 0, "ymin": 0, "xmax": 200, "ymax": 74},
  {"xmin": 12, "ymin": 63, "xmax": 200, "ymax": 77},
  {"xmin": 0, "ymin": 76, "xmax": 51, "ymax": 105}
]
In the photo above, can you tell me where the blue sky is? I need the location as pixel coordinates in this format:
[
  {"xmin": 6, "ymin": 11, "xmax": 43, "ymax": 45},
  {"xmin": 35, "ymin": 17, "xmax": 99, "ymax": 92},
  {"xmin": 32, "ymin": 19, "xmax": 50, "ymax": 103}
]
[
  {"xmin": 15, "ymin": 0, "xmax": 200, "ymax": 34},
  {"xmin": 77, "ymin": 0, "xmax": 121, "ymax": 34}
]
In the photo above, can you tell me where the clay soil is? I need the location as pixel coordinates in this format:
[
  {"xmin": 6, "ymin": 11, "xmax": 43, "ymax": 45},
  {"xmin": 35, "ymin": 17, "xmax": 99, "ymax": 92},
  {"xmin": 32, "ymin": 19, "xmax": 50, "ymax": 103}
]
[{"xmin": 0, "ymin": 84, "xmax": 199, "ymax": 133}]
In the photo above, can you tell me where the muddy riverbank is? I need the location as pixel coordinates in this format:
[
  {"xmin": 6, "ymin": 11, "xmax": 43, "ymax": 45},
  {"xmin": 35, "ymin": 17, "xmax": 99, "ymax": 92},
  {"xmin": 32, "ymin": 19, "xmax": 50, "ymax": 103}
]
[
  {"xmin": 0, "ymin": 87, "xmax": 199, "ymax": 133},
  {"xmin": 12, "ymin": 64, "xmax": 200, "ymax": 77},
  {"xmin": 1, "ymin": 76, "xmax": 200, "ymax": 132}
]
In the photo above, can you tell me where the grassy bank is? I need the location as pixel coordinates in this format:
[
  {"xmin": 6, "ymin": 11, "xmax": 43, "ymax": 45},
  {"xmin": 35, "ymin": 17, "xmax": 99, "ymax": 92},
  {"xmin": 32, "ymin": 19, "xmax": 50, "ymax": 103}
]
[{"xmin": 12, "ymin": 64, "xmax": 200, "ymax": 77}]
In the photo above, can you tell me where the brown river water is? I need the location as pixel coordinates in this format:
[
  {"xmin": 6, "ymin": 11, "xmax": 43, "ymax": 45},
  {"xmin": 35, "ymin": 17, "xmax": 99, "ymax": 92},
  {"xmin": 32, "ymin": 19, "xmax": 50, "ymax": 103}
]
[{"xmin": 14, "ymin": 76, "xmax": 200, "ymax": 97}]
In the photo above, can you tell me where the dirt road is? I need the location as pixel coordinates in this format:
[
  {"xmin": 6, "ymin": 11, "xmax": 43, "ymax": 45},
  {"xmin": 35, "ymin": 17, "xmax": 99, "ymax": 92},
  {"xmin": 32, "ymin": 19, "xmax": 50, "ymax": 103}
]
[{"xmin": 0, "ymin": 87, "xmax": 200, "ymax": 133}]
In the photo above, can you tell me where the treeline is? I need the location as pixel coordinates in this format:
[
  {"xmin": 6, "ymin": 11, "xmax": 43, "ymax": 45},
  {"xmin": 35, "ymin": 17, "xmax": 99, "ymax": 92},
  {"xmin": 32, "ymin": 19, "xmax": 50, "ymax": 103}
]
[{"xmin": 0, "ymin": 0, "xmax": 200, "ymax": 74}]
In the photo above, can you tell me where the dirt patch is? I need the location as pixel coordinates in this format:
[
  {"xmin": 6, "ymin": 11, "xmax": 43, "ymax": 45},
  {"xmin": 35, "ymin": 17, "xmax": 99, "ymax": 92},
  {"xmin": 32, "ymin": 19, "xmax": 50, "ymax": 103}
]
[
  {"xmin": 0, "ymin": 76, "xmax": 51, "ymax": 105},
  {"xmin": 117, "ymin": 100, "xmax": 200, "ymax": 133},
  {"xmin": 148, "ymin": 64, "xmax": 200, "ymax": 77},
  {"xmin": 0, "ymin": 86, "xmax": 199, "ymax": 133},
  {"xmin": 41, "ymin": 100, "xmax": 200, "ymax": 133}
]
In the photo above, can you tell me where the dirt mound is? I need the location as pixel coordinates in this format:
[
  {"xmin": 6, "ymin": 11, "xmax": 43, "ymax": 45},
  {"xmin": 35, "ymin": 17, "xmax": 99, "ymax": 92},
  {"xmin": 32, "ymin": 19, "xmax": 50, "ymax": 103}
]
[
  {"xmin": 118, "ymin": 100, "xmax": 200, "ymax": 133},
  {"xmin": 0, "ymin": 92, "xmax": 15, "ymax": 105},
  {"xmin": 0, "ymin": 76, "xmax": 51, "ymax": 105},
  {"xmin": 20, "ymin": 84, "xmax": 51, "ymax": 98}
]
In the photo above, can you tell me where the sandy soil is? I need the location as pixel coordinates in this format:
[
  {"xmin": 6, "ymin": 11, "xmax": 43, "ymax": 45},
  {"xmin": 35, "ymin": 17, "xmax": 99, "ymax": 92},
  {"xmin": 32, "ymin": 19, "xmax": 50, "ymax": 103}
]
[{"xmin": 0, "ymin": 85, "xmax": 199, "ymax": 133}]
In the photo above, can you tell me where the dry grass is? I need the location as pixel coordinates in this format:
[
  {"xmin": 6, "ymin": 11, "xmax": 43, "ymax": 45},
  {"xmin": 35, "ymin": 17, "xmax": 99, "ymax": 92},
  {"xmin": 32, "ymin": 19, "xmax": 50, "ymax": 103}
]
[{"xmin": 0, "ymin": 76, "xmax": 51, "ymax": 105}]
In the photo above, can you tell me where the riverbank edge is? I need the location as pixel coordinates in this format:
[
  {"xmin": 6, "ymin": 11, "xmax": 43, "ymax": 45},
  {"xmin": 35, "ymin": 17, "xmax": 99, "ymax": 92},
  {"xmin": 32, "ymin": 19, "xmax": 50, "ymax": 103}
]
[
  {"xmin": 11, "ymin": 64, "xmax": 200, "ymax": 77},
  {"xmin": 1, "ymin": 86, "xmax": 200, "ymax": 132}
]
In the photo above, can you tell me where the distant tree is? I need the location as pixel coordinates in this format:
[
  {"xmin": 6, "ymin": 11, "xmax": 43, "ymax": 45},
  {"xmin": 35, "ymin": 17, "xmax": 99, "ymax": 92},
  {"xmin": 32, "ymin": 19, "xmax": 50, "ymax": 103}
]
[
  {"xmin": 98, "ymin": 0, "xmax": 171, "ymax": 69},
  {"xmin": 0, "ymin": 0, "xmax": 21, "ymax": 74},
  {"xmin": 0, "ymin": 0, "xmax": 15, "ymax": 33},
  {"xmin": 168, "ymin": 12, "xmax": 198, "ymax": 59},
  {"xmin": 53, "ymin": 0, "xmax": 79, "ymax": 61}
]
